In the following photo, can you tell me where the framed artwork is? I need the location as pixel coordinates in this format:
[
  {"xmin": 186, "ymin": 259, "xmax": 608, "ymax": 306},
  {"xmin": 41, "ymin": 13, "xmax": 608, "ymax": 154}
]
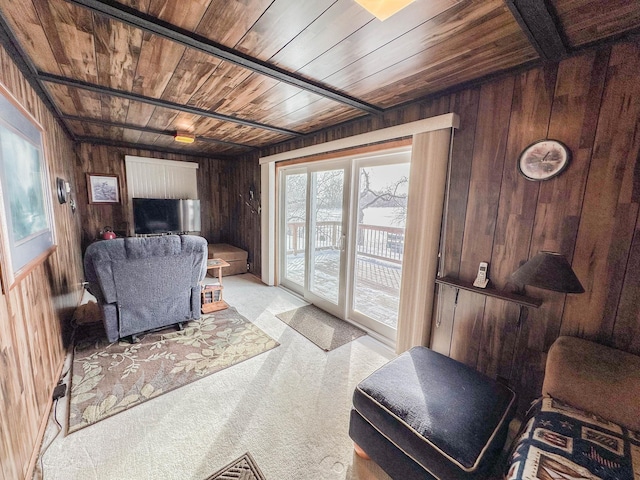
[
  {"xmin": 87, "ymin": 173, "xmax": 120, "ymax": 204},
  {"xmin": 517, "ymin": 139, "xmax": 571, "ymax": 181},
  {"xmin": 0, "ymin": 82, "xmax": 55, "ymax": 291}
]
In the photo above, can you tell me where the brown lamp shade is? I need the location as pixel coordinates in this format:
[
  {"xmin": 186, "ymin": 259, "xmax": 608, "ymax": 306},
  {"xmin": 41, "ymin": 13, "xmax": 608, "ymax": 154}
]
[{"xmin": 510, "ymin": 252, "xmax": 585, "ymax": 293}]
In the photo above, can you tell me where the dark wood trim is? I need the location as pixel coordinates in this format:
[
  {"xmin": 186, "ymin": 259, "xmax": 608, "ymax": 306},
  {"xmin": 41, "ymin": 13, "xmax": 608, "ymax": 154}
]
[
  {"xmin": 76, "ymin": 137, "xmax": 235, "ymax": 160},
  {"xmin": 566, "ymin": 26, "xmax": 640, "ymax": 54},
  {"xmin": 65, "ymin": 0, "xmax": 383, "ymax": 115},
  {"xmin": 38, "ymin": 72, "xmax": 302, "ymax": 137},
  {"xmin": 435, "ymin": 276, "xmax": 542, "ymax": 308},
  {"xmin": 26, "ymin": 359, "xmax": 66, "ymax": 479},
  {"xmin": 0, "ymin": 13, "xmax": 76, "ymax": 141},
  {"xmin": 61, "ymin": 115, "xmax": 254, "ymax": 150},
  {"xmin": 504, "ymin": 0, "xmax": 567, "ymax": 61},
  {"xmin": 9, "ymin": 246, "xmax": 58, "ymax": 290}
]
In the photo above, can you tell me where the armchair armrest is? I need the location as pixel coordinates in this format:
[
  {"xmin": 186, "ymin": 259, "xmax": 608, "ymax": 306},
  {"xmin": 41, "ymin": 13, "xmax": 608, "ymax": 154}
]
[{"xmin": 543, "ymin": 336, "xmax": 640, "ymax": 431}]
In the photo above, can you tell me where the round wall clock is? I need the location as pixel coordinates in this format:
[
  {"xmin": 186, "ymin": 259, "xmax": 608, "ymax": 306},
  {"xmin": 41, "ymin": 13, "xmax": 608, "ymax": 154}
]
[{"xmin": 517, "ymin": 139, "xmax": 571, "ymax": 181}]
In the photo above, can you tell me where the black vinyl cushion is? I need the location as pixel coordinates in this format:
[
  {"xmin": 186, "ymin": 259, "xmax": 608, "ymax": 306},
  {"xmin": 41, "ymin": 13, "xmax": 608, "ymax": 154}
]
[{"xmin": 352, "ymin": 346, "xmax": 516, "ymax": 479}]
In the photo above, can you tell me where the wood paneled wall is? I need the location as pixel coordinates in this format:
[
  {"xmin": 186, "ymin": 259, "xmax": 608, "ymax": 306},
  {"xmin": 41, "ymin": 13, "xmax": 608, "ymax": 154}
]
[
  {"xmin": 253, "ymin": 41, "xmax": 640, "ymax": 414},
  {"xmin": 3, "ymin": 36, "xmax": 637, "ymax": 478},
  {"xmin": 0, "ymin": 45, "xmax": 84, "ymax": 479},
  {"xmin": 223, "ymin": 156, "xmax": 262, "ymax": 274},
  {"xmin": 436, "ymin": 42, "xmax": 640, "ymax": 413},
  {"xmin": 74, "ymin": 145, "xmax": 226, "ymax": 251}
]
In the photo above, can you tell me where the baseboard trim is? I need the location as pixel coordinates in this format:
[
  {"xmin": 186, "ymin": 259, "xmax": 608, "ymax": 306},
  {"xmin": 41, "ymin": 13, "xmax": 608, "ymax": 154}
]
[{"xmin": 26, "ymin": 356, "xmax": 65, "ymax": 480}]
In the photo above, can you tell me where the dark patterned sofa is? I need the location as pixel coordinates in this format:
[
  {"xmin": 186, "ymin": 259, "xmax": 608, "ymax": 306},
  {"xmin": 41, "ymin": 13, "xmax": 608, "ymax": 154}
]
[{"xmin": 506, "ymin": 336, "xmax": 640, "ymax": 480}]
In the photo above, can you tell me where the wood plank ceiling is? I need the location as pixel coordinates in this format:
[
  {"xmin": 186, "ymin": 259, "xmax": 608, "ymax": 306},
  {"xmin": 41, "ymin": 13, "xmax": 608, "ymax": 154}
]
[{"xmin": 0, "ymin": 0, "xmax": 638, "ymax": 157}]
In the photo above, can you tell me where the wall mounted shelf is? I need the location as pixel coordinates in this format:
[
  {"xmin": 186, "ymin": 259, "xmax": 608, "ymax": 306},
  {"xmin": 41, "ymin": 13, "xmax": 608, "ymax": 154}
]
[{"xmin": 435, "ymin": 276, "xmax": 542, "ymax": 308}]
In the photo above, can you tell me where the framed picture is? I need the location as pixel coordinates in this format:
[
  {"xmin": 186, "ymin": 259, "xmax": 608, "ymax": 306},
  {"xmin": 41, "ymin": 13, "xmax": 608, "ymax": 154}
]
[
  {"xmin": 87, "ymin": 173, "xmax": 120, "ymax": 204},
  {"xmin": 0, "ymin": 82, "xmax": 55, "ymax": 291}
]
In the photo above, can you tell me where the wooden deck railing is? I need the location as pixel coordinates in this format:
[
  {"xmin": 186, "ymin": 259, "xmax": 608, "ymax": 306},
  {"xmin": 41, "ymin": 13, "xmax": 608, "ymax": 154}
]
[{"xmin": 285, "ymin": 221, "xmax": 404, "ymax": 264}]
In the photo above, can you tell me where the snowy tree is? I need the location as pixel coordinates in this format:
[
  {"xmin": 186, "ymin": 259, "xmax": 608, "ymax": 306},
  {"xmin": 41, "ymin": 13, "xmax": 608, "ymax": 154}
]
[
  {"xmin": 284, "ymin": 168, "xmax": 408, "ymax": 225},
  {"xmin": 358, "ymin": 168, "xmax": 408, "ymax": 226}
]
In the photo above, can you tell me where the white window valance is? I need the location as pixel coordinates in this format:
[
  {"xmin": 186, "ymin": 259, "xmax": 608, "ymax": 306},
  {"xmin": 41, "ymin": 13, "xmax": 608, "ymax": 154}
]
[{"xmin": 124, "ymin": 156, "xmax": 199, "ymax": 236}]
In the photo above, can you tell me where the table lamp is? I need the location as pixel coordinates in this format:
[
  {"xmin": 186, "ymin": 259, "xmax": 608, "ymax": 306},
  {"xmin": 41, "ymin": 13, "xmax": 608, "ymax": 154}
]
[{"xmin": 510, "ymin": 251, "xmax": 584, "ymax": 294}]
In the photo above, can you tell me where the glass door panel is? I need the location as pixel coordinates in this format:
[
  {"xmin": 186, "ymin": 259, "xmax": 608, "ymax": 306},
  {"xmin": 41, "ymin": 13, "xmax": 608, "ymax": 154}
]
[
  {"xmin": 278, "ymin": 148, "xmax": 410, "ymax": 346},
  {"xmin": 282, "ymin": 172, "xmax": 307, "ymax": 291},
  {"xmin": 308, "ymin": 169, "xmax": 345, "ymax": 306},
  {"xmin": 351, "ymin": 162, "xmax": 410, "ymax": 332}
]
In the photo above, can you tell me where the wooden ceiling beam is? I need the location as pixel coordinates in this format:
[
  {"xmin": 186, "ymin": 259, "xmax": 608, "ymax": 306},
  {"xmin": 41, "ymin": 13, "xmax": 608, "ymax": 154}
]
[
  {"xmin": 61, "ymin": 115, "xmax": 254, "ymax": 150},
  {"xmin": 65, "ymin": 0, "xmax": 384, "ymax": 115},
  {"xmin": 38, "ymin": 71, "xmax": 301, "ymax": 137},
  {"xmin": 504, "ymin": 0, "xmax": 567, "ymax": 61},
  {"xmin": 0, "ymin": 13, "xmax": 76, "ymax": 140},
  {"xmin": 76, "ymin": 136, "xmax": 237, "ymax": 160}
]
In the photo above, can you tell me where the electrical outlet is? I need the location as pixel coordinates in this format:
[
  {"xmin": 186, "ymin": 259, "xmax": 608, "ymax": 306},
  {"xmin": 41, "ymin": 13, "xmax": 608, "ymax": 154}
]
[{"xmin": 52, "ymin": 383, "xmax": 67, "ymax": 400}]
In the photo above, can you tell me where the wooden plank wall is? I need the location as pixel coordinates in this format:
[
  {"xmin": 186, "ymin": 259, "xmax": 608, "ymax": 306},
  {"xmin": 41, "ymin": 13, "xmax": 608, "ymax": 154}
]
[
  {"xmin": 0, "ymin": 45, "xmax": 84, "ymax": 480},
  {"xmin": 253, "ymin": 41, "xmax": 640, "ymax": 414},
  {"xmin": 437, "ymin": 43, "xmax": 640, "ymax": 413},
  {"xmin": 223, "ymin": 156, "xmax": 262, "ymax": 274},
  {"xmin": 74, "ymin": 145, "xmax": 226, "ymax": 251}
]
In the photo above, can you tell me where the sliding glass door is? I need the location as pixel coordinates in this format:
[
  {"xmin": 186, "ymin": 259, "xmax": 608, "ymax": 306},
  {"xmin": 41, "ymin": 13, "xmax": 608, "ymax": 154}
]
[
  {"xmin": 307, "ymin": 168, "xmax": 346, "ymax": 308},
  {"xmin": 348, "ymin": 155, "xmax": 410, "ymax": 341},
  {"xmin": 281, "ymin": 170, "xmax": 307, "ymax": 290},
  {"xmin": 279, "ymin": 148, "xmax": 410, "ymax": 343},
  {"xmin": 280, "ymin": 164, "xmax": 348, "ymax": 317}
]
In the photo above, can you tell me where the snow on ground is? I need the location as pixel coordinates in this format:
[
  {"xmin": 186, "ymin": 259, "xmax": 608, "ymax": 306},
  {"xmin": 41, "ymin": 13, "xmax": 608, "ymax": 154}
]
[{"xmin": 284, "ymin": 250, "xmax": 401, "ymax": 328}]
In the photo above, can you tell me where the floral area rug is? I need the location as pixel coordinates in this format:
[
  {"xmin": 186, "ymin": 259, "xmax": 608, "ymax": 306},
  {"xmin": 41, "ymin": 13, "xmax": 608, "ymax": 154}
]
[{"xmin": 68, "ymin": 307, "xmax": 278, "ymax": 433}]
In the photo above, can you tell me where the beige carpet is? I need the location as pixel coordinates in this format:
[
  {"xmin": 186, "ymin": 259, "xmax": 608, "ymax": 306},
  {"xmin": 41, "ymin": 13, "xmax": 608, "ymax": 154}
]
[
  {"xmin": 69, "ymin": 307, "xmax": 278, "ymax": 433},
  {"xmin": 276, "ymin": 304, "xmax": 366, "ymax": 351},
  {"xmin": 206, "ymin": 452, "xmax": 266, "ymax": 480},
  {"xmin": 33, "ymin": 275, "xmax": 398, "ymax": 480}
]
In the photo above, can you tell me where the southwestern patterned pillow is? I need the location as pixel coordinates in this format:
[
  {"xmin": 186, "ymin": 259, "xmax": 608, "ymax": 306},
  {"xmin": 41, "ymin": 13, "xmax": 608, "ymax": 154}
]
[{"xmin": 506, "ymin": 396, "xmax": 640, "ymax": 480}]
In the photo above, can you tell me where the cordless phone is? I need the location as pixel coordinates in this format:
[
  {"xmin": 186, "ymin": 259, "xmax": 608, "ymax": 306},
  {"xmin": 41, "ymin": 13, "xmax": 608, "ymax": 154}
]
[{"xmin": 473, "ymin": 262, "xmax": 489, "ymax": 288}]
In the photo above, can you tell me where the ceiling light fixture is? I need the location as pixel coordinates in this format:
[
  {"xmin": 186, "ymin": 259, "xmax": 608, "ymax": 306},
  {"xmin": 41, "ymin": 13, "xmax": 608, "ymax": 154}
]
[
  {"xmin": 174, "ymin": 132, "xmax": 195, "ymax": 144},
  {"xmin": 354, "ymin": 0, "xmax": 416, "ymax": 21}
]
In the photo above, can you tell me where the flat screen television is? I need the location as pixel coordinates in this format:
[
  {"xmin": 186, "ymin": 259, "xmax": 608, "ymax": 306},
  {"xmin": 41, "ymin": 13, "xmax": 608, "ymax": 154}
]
[{"xmin": 133, "ymin": 198, "xmax": 201, "ymax": 235}]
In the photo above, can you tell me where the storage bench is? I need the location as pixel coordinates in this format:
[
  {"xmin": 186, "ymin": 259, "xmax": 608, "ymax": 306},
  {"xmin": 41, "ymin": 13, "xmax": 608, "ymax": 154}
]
[
  {"xmin": 349, "ymin": 346, "xmax": 517, "ymax": 480},
  {"xmin": 207, "ymin": 243, "xmax": 247, "ymax": 276}
]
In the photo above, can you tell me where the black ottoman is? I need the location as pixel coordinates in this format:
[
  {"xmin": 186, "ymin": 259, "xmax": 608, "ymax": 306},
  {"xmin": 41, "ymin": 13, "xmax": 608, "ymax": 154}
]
[{"xmin": 349, "ymin": 346, "xmax": 516, "ymax": 480}]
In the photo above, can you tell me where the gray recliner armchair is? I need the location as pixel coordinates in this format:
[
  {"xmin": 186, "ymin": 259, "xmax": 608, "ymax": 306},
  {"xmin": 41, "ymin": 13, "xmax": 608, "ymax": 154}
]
[{"xmin": 84, "ymin": 234, "xmax": 207, "ymax": 342}]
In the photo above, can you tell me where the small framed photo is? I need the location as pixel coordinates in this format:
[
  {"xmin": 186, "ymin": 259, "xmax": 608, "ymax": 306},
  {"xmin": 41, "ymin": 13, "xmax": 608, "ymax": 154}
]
[{"xmin": 87, "ymin": 173, "xmax": 120, "ymax": 204}]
